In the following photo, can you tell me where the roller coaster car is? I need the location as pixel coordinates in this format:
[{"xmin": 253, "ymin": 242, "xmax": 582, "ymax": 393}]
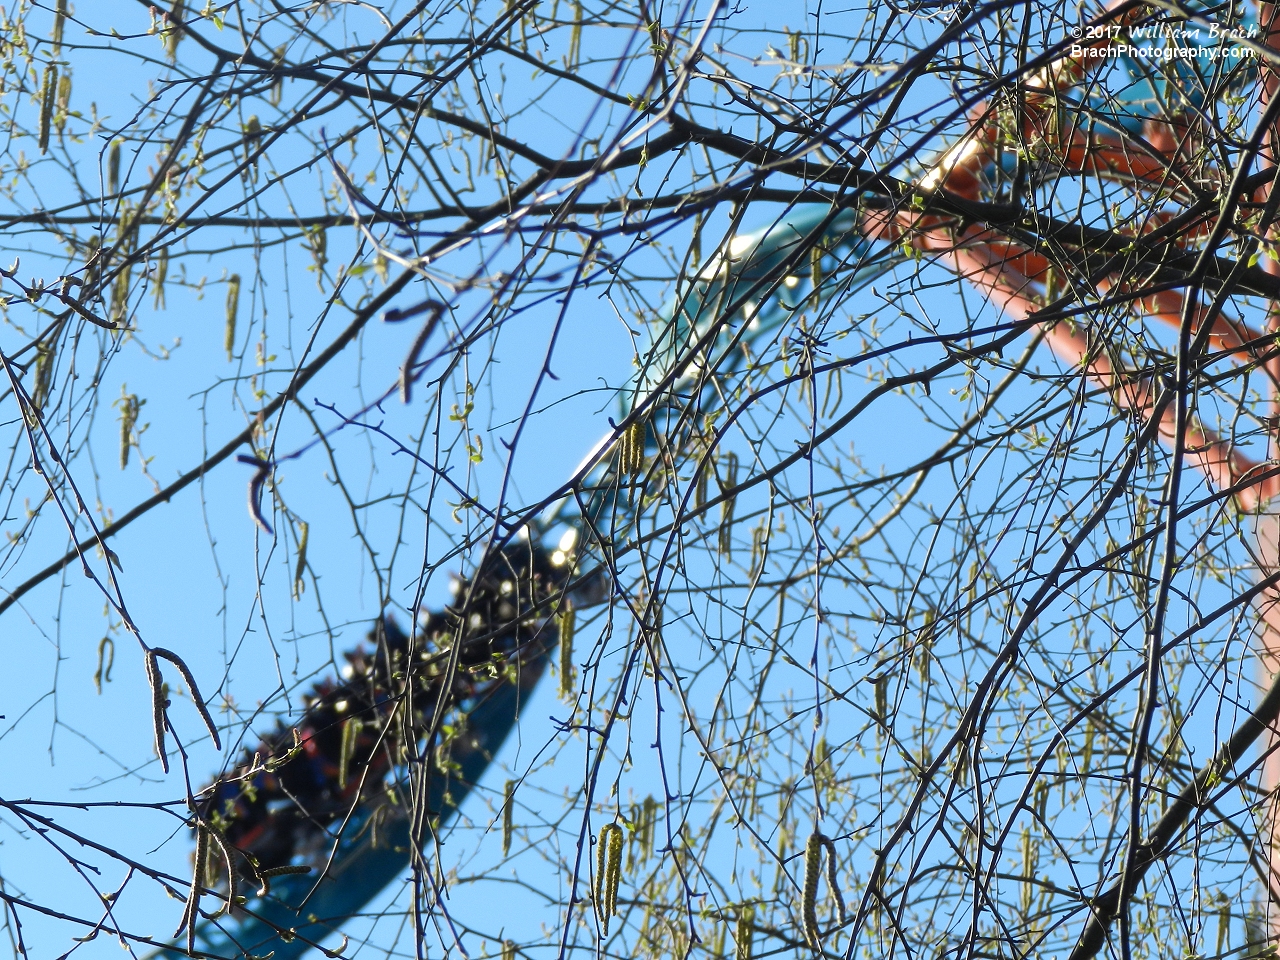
[{"xmin": 185, "ymin": 542, "xmax": 570, "ymax": 957}]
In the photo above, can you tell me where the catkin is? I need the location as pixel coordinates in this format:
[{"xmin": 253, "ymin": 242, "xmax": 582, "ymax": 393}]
[
  {"xmin": 164, "ymin": 0, "xmax": 184, "ymax": 58},
  {"xmin": 822, "ymin": 835, "xmax": 845, "ymax": 923},
  {"xmin": 308, "ymin": 225, "xmax": 327, "ymax": 269},
  {"xmin": 629, "ymin": 794, "xmax": 657, "ymax": 868},
  {"xmin": 1019, "ymin": 826, "xmax": 1035, "ymax": 913},
  {"xmin": 873, "ymin": 675, "xmax": 889, "ymax": 723},
  {"xmin": 144, "ymin": 649, "xmax": 168, "ymax": 772},
  {"xmin": 55, "ymin": 71, "xmax": 70, "ymax": 133},
  {"xmin": 606, "ymin": 824, "xmax": 623, "ymax": 916},
  {"xmin": 810, "ymin": 245, "xmax": 823, "ymax": 308},
  {"xmin": 152, "ymin": 246, "xmax": 168, "ymax": 308},
  {"xmin": 811, "ymin": 738, "xmax": 832, "ymax": 803},
  {"xmin": 339, "ymin": 716, "xmax": 362, "ymax": 790},
  {"xmin": 111, "ymin": 260, "xmax": 131, "ymax": 323},
  {"xmin": 52, "ymin": 0, "xmax": 67, "ymax": 54},
  {"xmin": 255, "ymin": 863, "xmax": 311, "ymax": 897},
  {"xmin": 594, "ymin": 824, "xmax": 609, "ymax": 919},
  {"xmin": 269, "ymin": 45, "xmax": 285, "ymax": 105},
  {"xmin": 225, "ymin": 274, "xmax": 240, "ymax": 360},
  {"xmin": 176, "ymin": 822, "xmax": 208, "ymax": 948},
  {"xmin": 558, "ymin": 604, "xmax": 576, "ymax": 700},
  {"xmin": 195, "ymin": 820, "xmax": 213, "ymax": 888},
  {"xmin": 718, "ymin": 452, "xmax": 738, "ymax": 557},
  {"xmin": 82, "ymin": 236, "xmax": 101, "ymax": 296},
  {"xmin": 502, "ymin": 779, "xmax": 515, "ymax": 856},
  {"xmin": 93, "ymin": 636, "xmax": 114, "ymax": 693},
  {"xmin": 802, "ymin": 832, "xmax": 822, "ymax": 948},
  {"xmin": 916, "ymin": 609, "xmax": 935, "ymax": 684},
  {"xmin": 502, "ymin": 941, "xmax": 516, "ymax": 960},
  {"xmin": 735, "ymin": 904, "xmax": 754, "ymax": 960},
  {"xmin": 31, "ymin": 339, "xmax": 54, "ymax": 414},
  {"xmin": 640, "ymin": 795, "xmax": 657, "ymax": 860},
  {"xmin": 118, "ymin": 387, "xmax": 139, "ymax": 469},
  {"xmin": 567, "ymin": 0, "xmax": 582, "ymax": 68},
  {"xmin": 151, "ymin": 647, "xmax": 221, "ymax": 750},
  {"xmin": 244, "ymin": 114, "xmax": 261, "ymax": 180},
  {"xmin": 107, "ymin": 139, "xmax": 121, "ymax": 195},
  {"xmin": 620, "ymin": 419, "xmax": 645, "ymax": 474},
  {"xmin": 292, "ymin": 520, "xmax": 309, "ymax": 599},
  {"xmin": 595, "ymin": 823, "xmax": 624, "ymax": 935},
  {"xmin": 750, "ymin": 520, "xmax": 766, "ymax": 577},
  {"xmin": 399, "ymin": 304, "xmax": 444, "ymax": 403},
  {"xmin": 38, "ymin": 64, "xmax": 57, "ymax": 154},
  {"xmin": 258, "ymin": 864, "xmax": 312, "ymax": 879},
  {"xmin": 208, "ymin": 828, "xmax": 237, "ymax": 911}
]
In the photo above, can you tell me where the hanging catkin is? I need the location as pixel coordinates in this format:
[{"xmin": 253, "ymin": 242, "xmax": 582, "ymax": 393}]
[
  {"xmin": 629, "ymin": 794, "xmax": 657, "ymax": 868},
  {"xmin": 620, "ymin": 419, "xmax": 645, "ymax": 474},
  {"xmin": 244, "ymin": 115, "xmax": 262, "ymax": 180},
  {"xmin": 52, "ymin": 0, "xmax": 67, "ymax": 54},
  {"xmin": 802, "ymin": 831, "xmax": 823, "ymax": 948},
  {"xmin": 594, "ymin": 823, "xmax": 609, "ymax": 914},
  {"xmin": 502, "ymin": 779, "xmax": 515, "ymax": 856},
  {"xmin": 821, "ymin": 834, "xmax": 845, "ymax": 923},
  {"xmin": 145, "ymin": 649, "xmax": 169, "ymax": 773},
  {"xmin": 55, "ymin": 71, "xmax": 70, "ymax": 133},
  {"xmin": 107, "ymin": 139, "xmax": 121, "ymax": 195},
  {"xmin": 872, "ymin": 674, "xmax": 889, "ymax": 723},
  {"xmin": 176, "ymin": 822, "xmax": 208, "ymax": 950},
  {"xmin": 606, "ymin": 824, "xmax": 623, "ymax": 915},
  {"xmin": 38, "ymin": 64, "xmax": 57, "ymax": 154},
  {"xmin": 153, "ymin": 246, "xmax": 168, "ymax": 309},
  {"xmin": 558, "ymin": 604, "xmax": 576, "ymax": 700},
  {"xmin": 735, "ymin": 904, "xmax": 754, "ymax": 960},
  {"xmin": 164, "ymin": 0, "xmax": 184, "ymax": 58},
  {"xmin": 567, "ymin": 0, "xmax": 582, "ymax": 68},
  {"xmin": 809, "ymin": 245, "xmax": 823, "ymax": 308},
  {"xmin": 338, "ymin": 716, "xmax": 362, "ymax": 790},
  {"xmin": 93, "ymin": 636, "xmax": 114, "ymax": 693},
  {"xmin": 595, "ymin": 823, "xmax": 624, "ymax": 935},
  {"xmin": 718, "ymin": 452, "xmax": 738, "ymax": 557},
  {"xmin": 225, "ymin": 274, "xmax": 240, "ymax": 360},
  {"xmin": 292, "ymin": 520, "xmax": 309, "ymax": 599},
  {"xmin": 111, "ymin": 259, "xmax": 131, "ymax": 323},
  {"xmin": 31, "ymin": 339, "xmax": 55, "ymax": 415},
  {"xmin": 118, "ymin": 386, "xmax": 140, "ymax": 469}
]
